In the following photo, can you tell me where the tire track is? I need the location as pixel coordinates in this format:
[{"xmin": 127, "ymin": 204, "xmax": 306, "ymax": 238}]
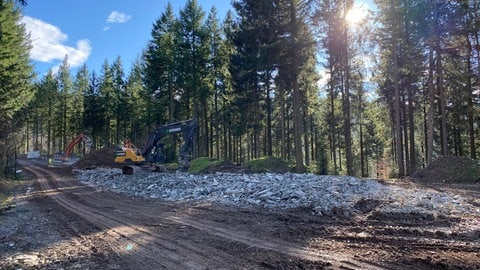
[
  {"xmin": 24, "ymin": 164, "xmax": 245, "ymax": 269},
  {"xmin": 166, "ymin": 215, "xmax": 388, "ymax": 270}
]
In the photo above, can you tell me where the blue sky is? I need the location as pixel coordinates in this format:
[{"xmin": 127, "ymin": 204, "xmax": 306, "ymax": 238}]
[{"xmin": 20, "ymin": 0, "xmax": 233, "ymax": 77}]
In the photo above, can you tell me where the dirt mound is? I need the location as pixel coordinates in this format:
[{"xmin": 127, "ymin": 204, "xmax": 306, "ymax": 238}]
[
  {"xmin": 74, "ymin": 147, "xmax": 122, "ymax": 169},
  {"xmin": 412, "ymin": 156, "xmax": 480, "ymax": 183}
]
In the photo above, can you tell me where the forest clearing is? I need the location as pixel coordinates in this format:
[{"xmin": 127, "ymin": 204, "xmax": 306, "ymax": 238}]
[
  {"xmin": 0, "ymin": 151, "xmax": 479, "ymax": 269},
  {"xmin": 2, "ymin": 0, "xmax": 480, "ymax": 269}
]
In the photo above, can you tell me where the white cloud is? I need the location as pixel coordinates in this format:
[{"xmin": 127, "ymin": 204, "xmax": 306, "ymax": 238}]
[
  {"xmin": 21, "ymin": 16, "xmax": 91, "ymax": 69},
  {"xmin": 317, "ymin": 68, "xmax": 330, "ymax": 89},
  {"xmin": 106, "ymin": 11, "xmax": 132, "ymax": 24}
]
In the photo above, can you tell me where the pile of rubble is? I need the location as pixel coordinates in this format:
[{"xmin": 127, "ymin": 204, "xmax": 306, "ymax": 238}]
[{"xmin": 74, "ymin": 167, "xmax": 479, "ymax": 218}]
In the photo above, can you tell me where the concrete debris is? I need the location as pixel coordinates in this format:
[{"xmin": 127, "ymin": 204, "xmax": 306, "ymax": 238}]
[{"xmin": 74, "ymin": 168, "xmax": 480, "ymax": 217}]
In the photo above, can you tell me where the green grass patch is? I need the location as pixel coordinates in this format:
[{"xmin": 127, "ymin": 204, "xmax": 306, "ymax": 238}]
[
  {"xmin": 243, "ymin": 156, "xmax": 291, "ymax": 174},
  {"xmin": 453, "ymin": 163, "xmax": 480, "ymax": 183},
  {"xmin": 188, "ymin": 157, "xmax": 223, "ymax": 174},
  {"xmin": 164, "ymin": 163, "xmax": 179, "ymax": 171},
  {"xmin": 413, "ymin": 156, "xmax": 480, "ymax": 183},
  {"xmin": 0, "ymin": 178, "xmax": 18, "ymax": 210}
]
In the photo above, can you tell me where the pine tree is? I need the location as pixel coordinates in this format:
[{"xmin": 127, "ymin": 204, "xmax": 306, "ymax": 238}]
[
  {"xmin": 56, "ymin": 56, "xmax": 73, "ymax": 150},
  {"xmin": 29, "ymin": 71, "xmax": 58, "ymax": 156},
  {"xmin": 177, "ymin": 0, "xmax": 210, "ymax": 157},
  {"xmin": 126, "ymin": 57, "xmax": 147, "ymax": 144},
  {"xmin": 219, "ymin": 11, "xmax": 236, "ymax": 161},
  {"xmin": 112, "ymin": 56, "xmax": 127, "ymax": 143},
  {"xmin": 0, "ymin": 0, "xmax": 34, "ymax": 122},
  {"xmin": 73, "ymin": 64, "xmax": 88, "ymax": 136},
  {"xmin": 205, "ymin": 6, "xmax": 223, "ymax": 158},
  {"xmin": 0, "ymin": 0, "xmax": 34, "ymax": 174},
  {"xmin": 83, "ymin": 71, "xmax": 104, "ymax": 148},
  {"xmin": 143, "ymin": 2, "xmax": 178, "ymax": 127},
  {"xmin": 99, "ymin": 60, "xmax": 115, "ymax": 146}
]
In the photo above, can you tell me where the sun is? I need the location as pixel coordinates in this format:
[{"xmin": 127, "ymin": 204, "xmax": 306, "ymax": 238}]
[{"xmin": 345, "ymin": 3, "xmax": 368, "ymax": 26}]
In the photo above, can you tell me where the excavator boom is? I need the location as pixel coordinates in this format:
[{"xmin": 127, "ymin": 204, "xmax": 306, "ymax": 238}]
[
  {"xmin": 115, "ymin": 119, "xmax": 197, "ymax": 170},
  {"xmin": 54, "ymin": 134, "xmax": 92, "ymax": 162},
  {"xmin": 65, "ymin": 134, "xmax": 92, "ymax": 158},
  {"xmin": 141, "ymin": 119, "xmax": 196, "ymax": 157}
]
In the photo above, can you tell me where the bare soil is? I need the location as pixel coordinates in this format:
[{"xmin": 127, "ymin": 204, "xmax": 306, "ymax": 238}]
[{"xmin": 1, "ymin": 155, "xmax": 479, "ymax": 269}]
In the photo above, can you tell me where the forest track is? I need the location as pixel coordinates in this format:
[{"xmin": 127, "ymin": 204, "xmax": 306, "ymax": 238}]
[
  {"xmin": 2, "ymin": 161, "xmax": 479, "ymax": 269},
  {"xmin": 20, "ymin": 163, "xmax": 380, "ymax": 269}
]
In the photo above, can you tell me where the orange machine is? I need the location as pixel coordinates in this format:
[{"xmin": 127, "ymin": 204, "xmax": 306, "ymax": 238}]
[{"xmin": 56, "ymin": 134, "xmax": 92, "ymax": 161}]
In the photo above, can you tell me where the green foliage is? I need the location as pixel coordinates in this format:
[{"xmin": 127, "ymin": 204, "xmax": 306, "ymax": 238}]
[
  {"xmin": 164, "ymin": 163, "xmax": 179, "ymax": 171},
  {"xmin": 11, "ymin": 0, "xmax": 480, "ymax": 179},
  {"xmin": 0, "ymin": 0, "xmax": 34, "ymax": 173},
  {"xmin": 0, "ymin": 0, "xmax": 34, "ymax": 120},
  {"xmin": 0, "ymin": 178, "xmax": 20, "ymax": 210},
  {"xmin": 243, "ymin": 156, "xmax": 291, "ymax": 174},
  {"xmin": 188, "ymin": 157, "xmax": 222, "ymax": 174},
  {"xmin": 143, "ymin": 2, "xmax": 177, "ymax": 126}
]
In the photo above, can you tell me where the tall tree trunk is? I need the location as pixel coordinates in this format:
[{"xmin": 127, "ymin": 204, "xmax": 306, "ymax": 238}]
[
  {"xmin": 289, "ymin": 3, "xmax": 304, "ymax": 173},
  {"xmin": 304, "ymin": 114, "xmax": 310, "ymax": 166},
  {"xmin": 329, "ymin": 65, "xmax": 337, "ymax": 174},
  {"xmin": 310, "ymin": 115, "xmax": 315, "ymax": 163},
  {"xmin": 265, "ymin": 74, "xmax": 273, "ymax": 157},
  {"xmin": 402, "ymin": 94, "xmax": 409, "ymax": 175},
  {"xmin": 280, "ymin": 88, "xmax": 287, "ymax": 160},
  {"xmin": 408, "ymin": 85, "xmax": 416, "ymax": 174},
  {"xmin": 292, "ymin": 79, "xmax": 304, "ymax": 172},
  {"xmin": 360, "ymin": 123, "xmax": 366, "ymax": 177},
  {"xmin": 432, "ymin": 1, "xmax": 448, "ymax": 157},
  {"xmin": 468, "ymin": 28, "xmax": 477, "ymax": 159},
  {"xmin": 343, "ymin": 0, "xmax": 353, "ymax": 176},
  {"xmin": 427, "ymin": 46, "xmax": 435, "ymax": 165},
  {"xmin": 437, "ymin": 45, "xmax": 448, "ymax": 156},
  {"xmin": 357, "ymin": 86, "xmax": 366, "ymax": 177},
  {"xmin": 392, "ymin": 0, "xmax": 405, "ymax": 177}
]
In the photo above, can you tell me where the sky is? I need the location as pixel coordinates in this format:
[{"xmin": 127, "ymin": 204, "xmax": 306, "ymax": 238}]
[{"xmin": 20, "ymin": 0, "xmax": 233, "ymax": 78}]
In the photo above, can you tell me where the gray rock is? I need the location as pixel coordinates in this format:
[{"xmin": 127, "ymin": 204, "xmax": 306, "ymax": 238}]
[{"xmin": 75, "ymin": 168, "xmax": 480, "ymax": 218}]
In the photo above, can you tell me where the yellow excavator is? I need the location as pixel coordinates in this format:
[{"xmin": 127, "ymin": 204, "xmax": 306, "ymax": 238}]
[
  {"xmin": 113, "ymin": 138, "xmax": 144, "ymax": 163},
  {"xmin": 114, "ymin": 119, "xmax": 197, "ymax": 170}
]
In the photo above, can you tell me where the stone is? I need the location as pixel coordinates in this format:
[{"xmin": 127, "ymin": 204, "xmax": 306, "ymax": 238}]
[{"xmin": 75, "ymin": 168, "xmax": 480, "ymax": 218}]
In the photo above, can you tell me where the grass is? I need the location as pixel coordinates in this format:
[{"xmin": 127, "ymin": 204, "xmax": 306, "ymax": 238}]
[
  {"xmin": 456, "ymin": 163, "xmax": 480, "ymax": 183},
  {"xmin": 188, "ymin": 157, "xmax": 223, "ymax": 174},
  {"xmin": 164, "ymin": 163, "xmax": 179, "ymax": 171},
  {"xmin": 0, "ymin": 178, "xmax": 18, "ymax": 211},
  {"xmin": 243, "ymin": 156, "xmax": 291, "ymax": 174}
]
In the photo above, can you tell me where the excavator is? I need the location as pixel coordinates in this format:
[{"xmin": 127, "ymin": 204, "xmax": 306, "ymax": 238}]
[
  {"xmin": 54, "ymin": 133, "xmax": 92, "ymax": 162},
  {"xmin": 114, "ymin": 119, "xmax": 197, "ymax": 171}
]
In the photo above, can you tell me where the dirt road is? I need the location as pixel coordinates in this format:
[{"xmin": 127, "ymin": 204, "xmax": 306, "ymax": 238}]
[{"xmin": 1, "ymin": 162, "xmax": 479, "ymax": 269}]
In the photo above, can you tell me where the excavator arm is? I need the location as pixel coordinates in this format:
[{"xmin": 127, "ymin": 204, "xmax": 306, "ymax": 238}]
[
  {"xmin": 141, "ymin": 119, "xmax": 197, "ymax": 169},
  {"xmin": 65, "ymin": 134, "xmax": 92, "ymax": 158}
]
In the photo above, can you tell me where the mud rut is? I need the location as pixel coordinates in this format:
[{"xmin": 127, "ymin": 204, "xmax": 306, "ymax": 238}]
[{"xmin": 21, "ymin": 163, "xmax": 480, "ymax": 269}]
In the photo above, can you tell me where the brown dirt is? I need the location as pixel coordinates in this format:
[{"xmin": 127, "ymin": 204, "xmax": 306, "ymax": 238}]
[
  {"xmin": 202, "ymin": 160, "xmax": 255, "ymax": 174},
  {"xmin": 73, "ymin": 147, "xmax": 122, "ymax": 170},
  {"xmin": 0, "ymin": 158, "xmax": 479, "ymax": 269}
]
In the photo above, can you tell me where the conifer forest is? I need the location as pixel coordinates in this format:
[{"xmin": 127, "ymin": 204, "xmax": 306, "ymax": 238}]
[{"xmin": 2, "ymin": 0, "xmax": 480, "ymax": 177}]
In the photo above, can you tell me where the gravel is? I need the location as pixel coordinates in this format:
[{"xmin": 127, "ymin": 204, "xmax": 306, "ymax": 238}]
[{"xmin": 75, "ymin": 167, "xmax": 480, "ymax": 218}]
